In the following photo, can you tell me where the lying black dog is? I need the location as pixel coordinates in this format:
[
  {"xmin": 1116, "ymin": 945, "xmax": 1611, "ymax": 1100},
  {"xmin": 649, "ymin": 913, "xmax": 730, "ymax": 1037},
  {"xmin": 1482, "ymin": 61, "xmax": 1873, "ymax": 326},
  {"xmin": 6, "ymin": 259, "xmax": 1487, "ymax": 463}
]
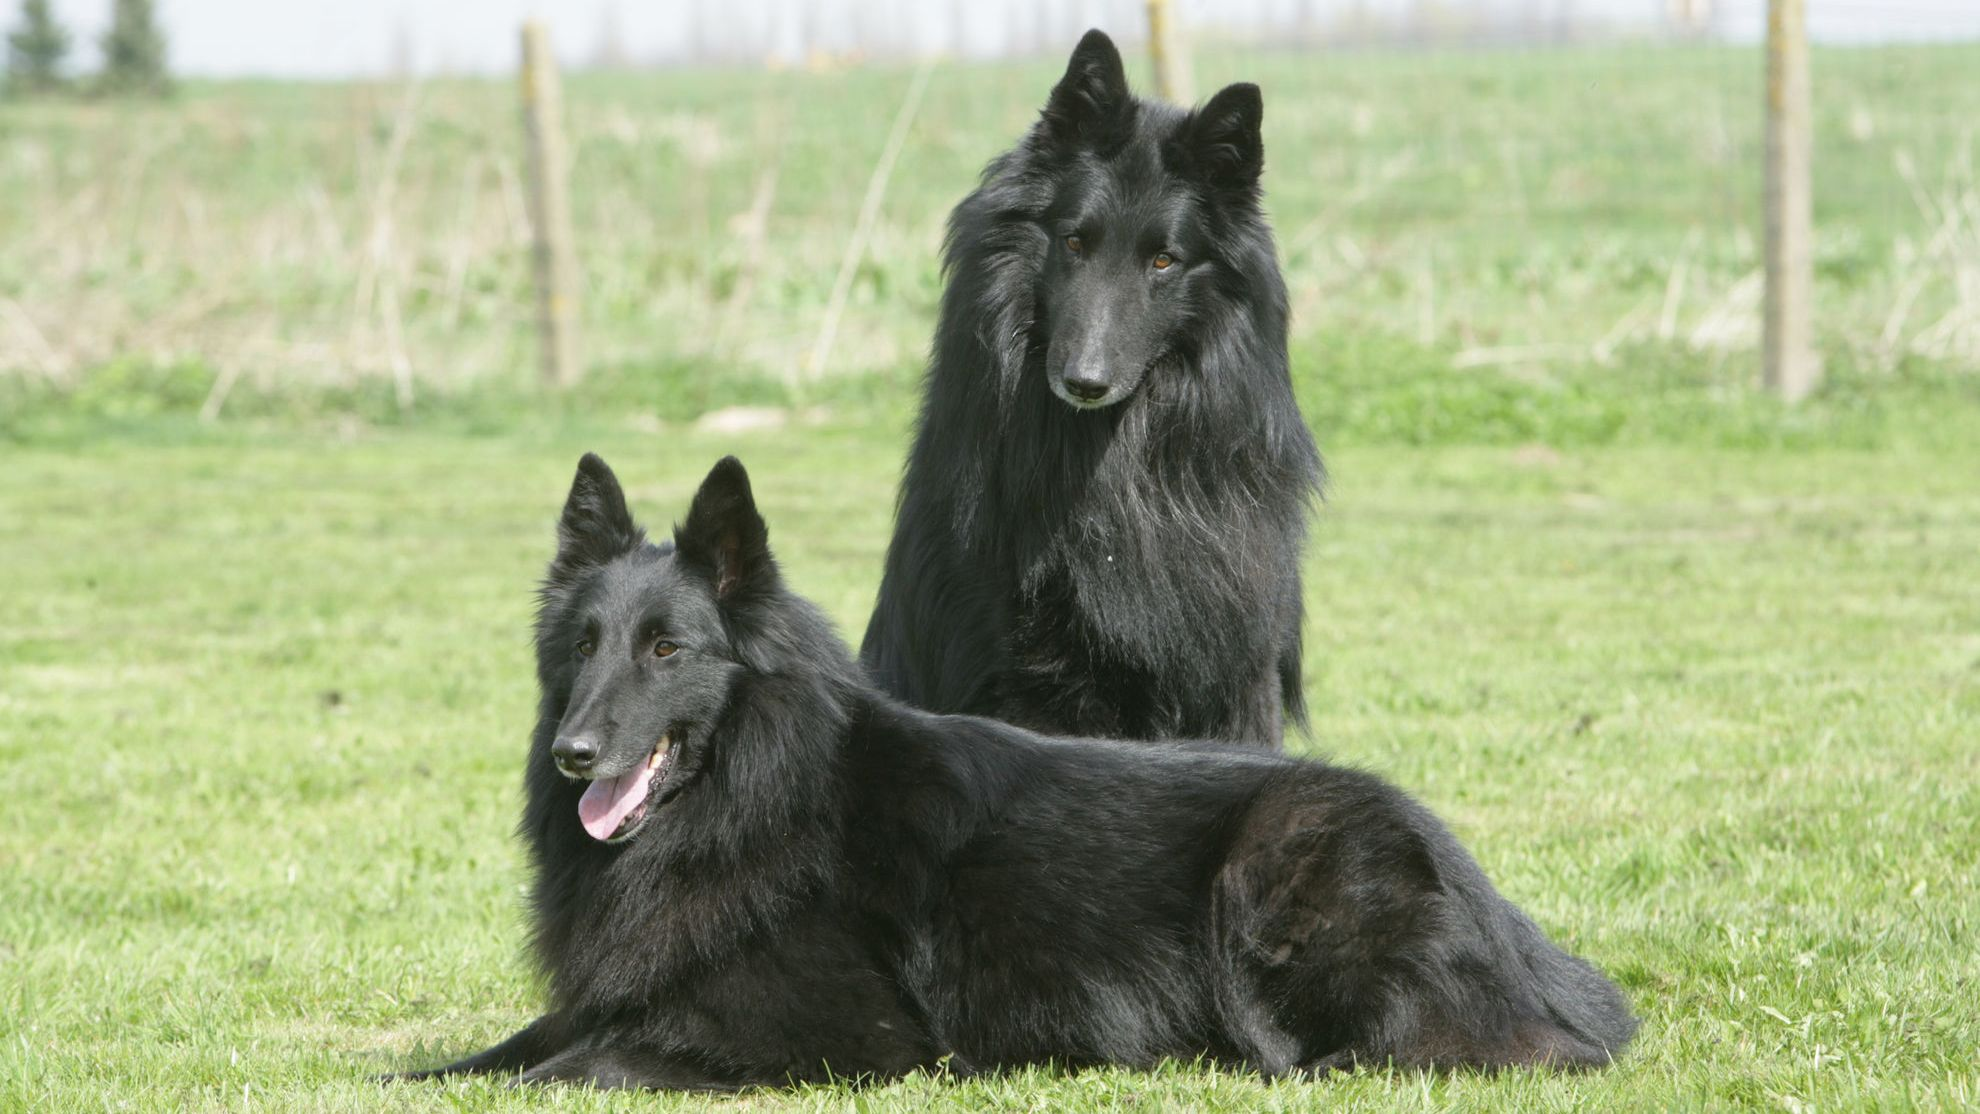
[{"xmin": 387, "ymin": 455, "xmax": 1636, "ymax": 1089}]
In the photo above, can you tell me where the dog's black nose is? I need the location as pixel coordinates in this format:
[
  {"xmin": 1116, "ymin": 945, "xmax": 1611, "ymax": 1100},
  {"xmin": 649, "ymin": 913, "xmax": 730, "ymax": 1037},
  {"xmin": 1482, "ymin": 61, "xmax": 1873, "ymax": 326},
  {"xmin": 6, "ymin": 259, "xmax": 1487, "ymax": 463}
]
[
  {"xmin": 552, "ymin": 735, "xmax": 599, "ymax": 773},
  {"xmin": 1061, "ymin": 374, "xmax": 1109, "ymax": 402}
]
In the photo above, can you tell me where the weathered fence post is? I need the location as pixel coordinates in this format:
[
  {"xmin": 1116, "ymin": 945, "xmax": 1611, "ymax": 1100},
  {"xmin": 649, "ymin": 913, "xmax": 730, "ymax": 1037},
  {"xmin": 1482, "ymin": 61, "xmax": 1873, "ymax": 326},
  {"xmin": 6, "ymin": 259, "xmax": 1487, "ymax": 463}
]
[
  {"xmin": 1145, "ymin": 0, "xmax": 1194, "ymax": 105},
  {"xmin": 1763, "ymin": 0, "xmax": 1815, "ymax": 401},
  {"xmin": 520, "ymin": 21, "xmax": 581, "ymax": 387}
]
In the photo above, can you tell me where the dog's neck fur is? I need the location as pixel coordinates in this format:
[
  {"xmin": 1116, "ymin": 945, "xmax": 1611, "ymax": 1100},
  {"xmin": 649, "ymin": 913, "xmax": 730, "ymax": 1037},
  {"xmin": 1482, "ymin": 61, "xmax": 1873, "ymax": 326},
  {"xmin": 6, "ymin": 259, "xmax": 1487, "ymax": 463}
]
[
  {"xmin": 954, "ymin": 271, "xmax": 1316, "ymax": 678},
  {"xmin": 521, "ymin": 593, "xmax": 861, "ymax": 1025}
]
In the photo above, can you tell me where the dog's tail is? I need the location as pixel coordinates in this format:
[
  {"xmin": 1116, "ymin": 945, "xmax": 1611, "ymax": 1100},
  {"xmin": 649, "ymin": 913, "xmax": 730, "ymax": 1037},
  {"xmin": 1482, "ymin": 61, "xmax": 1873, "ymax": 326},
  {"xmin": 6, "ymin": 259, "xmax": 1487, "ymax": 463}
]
[{"xmin": 1503, "ymin": 907, "xmax": 1641, "ymax": 1064}]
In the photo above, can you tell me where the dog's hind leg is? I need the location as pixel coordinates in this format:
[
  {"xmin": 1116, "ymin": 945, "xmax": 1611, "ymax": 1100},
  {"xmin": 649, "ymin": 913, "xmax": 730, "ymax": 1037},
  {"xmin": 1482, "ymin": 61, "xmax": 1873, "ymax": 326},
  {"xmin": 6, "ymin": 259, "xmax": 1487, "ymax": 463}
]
[
  {"xmin": 378, "ymin": 1013, "xmax": 564, "ymax": 1082},
  {"xmin": 1220, "ymin": 775, "xmax": 1635, "ymax": 1074},
  {"xmin": 1287, "ymin": 910, "xmax": 1636, "ymax": 1072}
]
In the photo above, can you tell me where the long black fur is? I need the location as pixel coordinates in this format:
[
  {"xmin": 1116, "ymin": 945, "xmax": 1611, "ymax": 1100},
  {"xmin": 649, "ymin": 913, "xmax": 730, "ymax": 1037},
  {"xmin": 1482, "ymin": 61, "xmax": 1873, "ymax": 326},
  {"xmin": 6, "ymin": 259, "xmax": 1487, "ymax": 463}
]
[
  {"xmin": 861, "ymin": 30, "xmax": 1323, "ymax": 748},
  {"xmin": 386, "ymin": 455, "xmax": 1636, "ymax": 1091}
]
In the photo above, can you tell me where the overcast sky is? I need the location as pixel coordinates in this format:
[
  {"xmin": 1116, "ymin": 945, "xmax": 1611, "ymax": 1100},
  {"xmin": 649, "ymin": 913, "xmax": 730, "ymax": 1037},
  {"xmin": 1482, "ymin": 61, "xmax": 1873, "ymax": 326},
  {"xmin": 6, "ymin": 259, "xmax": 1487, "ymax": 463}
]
[{"xmin": 31, "ymin": 1, "xmax": 1980, "ymax": 79}]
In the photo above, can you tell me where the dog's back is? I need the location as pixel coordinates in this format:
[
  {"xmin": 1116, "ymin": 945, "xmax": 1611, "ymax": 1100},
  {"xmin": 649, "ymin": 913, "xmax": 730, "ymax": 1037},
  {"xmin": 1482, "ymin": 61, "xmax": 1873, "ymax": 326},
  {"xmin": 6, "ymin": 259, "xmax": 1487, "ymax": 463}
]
[{"xmin": 846, "ymin": 705, "xmax": 1637, "ymax": 1074}]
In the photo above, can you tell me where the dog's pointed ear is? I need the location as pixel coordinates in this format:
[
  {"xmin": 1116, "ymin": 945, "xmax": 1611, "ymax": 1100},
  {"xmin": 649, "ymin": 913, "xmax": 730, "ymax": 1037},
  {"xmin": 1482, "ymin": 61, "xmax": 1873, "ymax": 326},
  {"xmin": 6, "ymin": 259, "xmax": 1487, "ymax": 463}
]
[
  {"xmin": 675, "ymin": 456, "xmax": 773, "ymax": 601},
  {"xmin": 1183, "ymin": 82, "xmax": 1264, "ymax": 193},
  {"xmin": 1041, "ymin": 29, "xmax": 1133, "ymax": 147},
  {"xmin": 553, "ymin": 453, "xmax": 640, "ymax": 575}
]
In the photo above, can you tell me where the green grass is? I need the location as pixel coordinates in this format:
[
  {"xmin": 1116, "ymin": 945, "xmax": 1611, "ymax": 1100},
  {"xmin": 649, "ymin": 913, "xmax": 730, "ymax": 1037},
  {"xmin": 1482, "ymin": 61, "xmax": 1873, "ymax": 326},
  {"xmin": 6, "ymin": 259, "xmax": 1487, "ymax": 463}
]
[
  {"xmin": 2, "ymin": 412, "xmax": 1976, "ymax": 1110},
  {"xmin": 4, "ymin": 35, "xmax": 1979, "ymax": 1113}
]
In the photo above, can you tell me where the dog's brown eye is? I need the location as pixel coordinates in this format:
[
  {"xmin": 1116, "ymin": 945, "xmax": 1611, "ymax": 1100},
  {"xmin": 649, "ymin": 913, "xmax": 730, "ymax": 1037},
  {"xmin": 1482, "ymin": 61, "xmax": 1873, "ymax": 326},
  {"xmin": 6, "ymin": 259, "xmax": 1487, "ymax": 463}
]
[
  {"xmin": 1064, "ymin": 234, "xmax": 1084, "ymax": 254},
  {"xmin": 576, "ymin": 639, "xmax": 596, "ymax": 658},
  {"xmin": 653, "ymin": 641, "xmax": 678, "ymax": 659},
  {"xmin": 1152, "ymin": 252, "xmax": 1175, "ymax": 271}
]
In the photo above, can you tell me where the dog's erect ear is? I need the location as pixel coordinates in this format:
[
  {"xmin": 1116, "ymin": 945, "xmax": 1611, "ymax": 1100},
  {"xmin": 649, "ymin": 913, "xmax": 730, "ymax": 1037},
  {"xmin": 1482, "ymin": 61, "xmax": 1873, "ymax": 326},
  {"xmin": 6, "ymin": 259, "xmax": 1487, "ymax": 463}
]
[
  {"xmin": 1183, "ymin": 83, "xmax": 1264, "ymax": 192},
  {"xmin": 1041, "ymin": 29, "xmax": 1132, "ymax": 147},
  {"xmin": 553, "ymin": 453, "xmax": 640, "ymax": 574},
  {"xmin": 675, "ymin": 456, "xmax": 773, "ymax": 601}
]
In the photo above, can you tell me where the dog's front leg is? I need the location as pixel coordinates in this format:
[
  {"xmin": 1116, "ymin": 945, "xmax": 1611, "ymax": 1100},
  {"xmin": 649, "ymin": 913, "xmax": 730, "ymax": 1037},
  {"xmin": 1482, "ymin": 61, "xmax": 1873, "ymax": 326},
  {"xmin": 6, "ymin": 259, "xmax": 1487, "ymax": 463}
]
[{"xmin": 380, "ymin": 1013, "xmax": 565, "ymax": 1082}]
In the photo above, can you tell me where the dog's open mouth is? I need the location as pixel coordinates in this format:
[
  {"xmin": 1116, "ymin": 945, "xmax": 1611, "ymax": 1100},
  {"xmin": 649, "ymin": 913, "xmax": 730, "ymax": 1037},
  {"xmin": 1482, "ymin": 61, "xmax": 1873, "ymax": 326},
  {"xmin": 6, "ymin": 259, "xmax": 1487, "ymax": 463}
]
[{"xmin": 575, "ymin": 735, "xmax": 675, "ymax": 843}]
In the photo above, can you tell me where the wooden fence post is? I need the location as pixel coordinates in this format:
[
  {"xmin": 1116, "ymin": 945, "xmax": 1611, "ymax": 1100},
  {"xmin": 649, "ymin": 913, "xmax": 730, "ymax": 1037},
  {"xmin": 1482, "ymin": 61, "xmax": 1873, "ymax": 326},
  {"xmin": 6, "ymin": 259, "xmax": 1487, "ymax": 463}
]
[
  {"xmin": 520, "ymin": 21, "xmax": 581, "ymax": 387},
  {"xmin": 1763, "ymin": 0, "xmax": 1815, "ymax": 401},
  {"xmin": 1145, "ymin": 0, "xmax": 1194, "ymax": 105}
]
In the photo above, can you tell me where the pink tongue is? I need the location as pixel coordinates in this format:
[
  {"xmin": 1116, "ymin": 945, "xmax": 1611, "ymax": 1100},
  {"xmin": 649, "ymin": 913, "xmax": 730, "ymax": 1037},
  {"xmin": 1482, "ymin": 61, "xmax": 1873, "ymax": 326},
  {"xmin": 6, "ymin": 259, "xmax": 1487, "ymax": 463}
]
[{"xmin": 577, "ymin": 764, "xmax": 651, "ymax": 841}]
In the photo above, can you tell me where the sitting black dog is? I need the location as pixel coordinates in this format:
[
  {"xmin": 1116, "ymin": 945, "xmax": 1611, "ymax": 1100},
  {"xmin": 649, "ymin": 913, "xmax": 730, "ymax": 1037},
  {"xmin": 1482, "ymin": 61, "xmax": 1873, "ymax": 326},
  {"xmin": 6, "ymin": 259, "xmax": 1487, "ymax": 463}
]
[{"xmin": 387, "ymin": 455, "xmax": 1636, "ymax": 1089}]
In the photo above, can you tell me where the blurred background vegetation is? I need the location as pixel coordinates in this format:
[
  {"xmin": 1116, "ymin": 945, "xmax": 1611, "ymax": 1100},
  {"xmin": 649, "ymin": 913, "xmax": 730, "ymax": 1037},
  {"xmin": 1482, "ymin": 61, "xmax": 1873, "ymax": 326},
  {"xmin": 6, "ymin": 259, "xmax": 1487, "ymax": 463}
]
[{"xmin": 2, "ymin": 5, "xmax": 1975, "ymax": 447}]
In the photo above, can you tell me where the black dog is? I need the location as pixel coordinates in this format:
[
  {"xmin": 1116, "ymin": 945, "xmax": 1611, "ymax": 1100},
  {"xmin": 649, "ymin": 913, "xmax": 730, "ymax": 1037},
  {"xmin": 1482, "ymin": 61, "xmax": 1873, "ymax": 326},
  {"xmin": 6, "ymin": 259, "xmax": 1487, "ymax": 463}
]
[
  {"xmin": 387, "ymin": 455, "xmax": 1635, "ymax": 1090},
  {"xmin": 861, "ymin": 30, "xmax": 1323, "ymax": 748}
]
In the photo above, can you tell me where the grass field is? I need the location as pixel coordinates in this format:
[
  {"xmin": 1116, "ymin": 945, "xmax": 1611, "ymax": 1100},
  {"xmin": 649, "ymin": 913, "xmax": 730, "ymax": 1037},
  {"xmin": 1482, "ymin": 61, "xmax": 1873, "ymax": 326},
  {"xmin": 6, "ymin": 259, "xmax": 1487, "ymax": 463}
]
[
  {"xmin": 2, "ymin": 416, "xmax": 1977, "ymax": 1110},
  {"xmin": 3, "ymin": 42, "xmax": 1979, "ymax": 410},
  {"xmin": 3, "ymin": 35, "xmax": 1979, "ymax": 1114}
]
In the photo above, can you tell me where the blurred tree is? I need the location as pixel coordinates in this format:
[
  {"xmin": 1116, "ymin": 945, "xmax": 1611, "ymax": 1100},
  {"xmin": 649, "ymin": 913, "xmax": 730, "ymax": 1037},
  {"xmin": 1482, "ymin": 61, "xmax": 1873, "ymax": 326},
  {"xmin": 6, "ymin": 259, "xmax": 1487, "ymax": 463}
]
[
  {"xmin": 98, "ymin": 0, "xmax": 169, "ymax": 96},
  {"xmin": 5, "ymin": 0, "xmax": 71, "ymax": 95}
]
